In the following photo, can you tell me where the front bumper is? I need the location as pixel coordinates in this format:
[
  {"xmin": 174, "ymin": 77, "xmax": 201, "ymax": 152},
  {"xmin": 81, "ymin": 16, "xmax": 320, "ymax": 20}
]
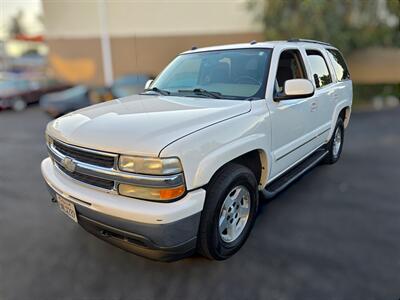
[{"xmin": 41, "ymin": 158, "xmax": 206, "ymax": 261}]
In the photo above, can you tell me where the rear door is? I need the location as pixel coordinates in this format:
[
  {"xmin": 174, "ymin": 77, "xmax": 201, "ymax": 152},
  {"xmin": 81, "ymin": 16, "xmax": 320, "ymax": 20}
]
[{"xmin": 302, "ymin": 48, "xmax": 336, "ymax": 143}]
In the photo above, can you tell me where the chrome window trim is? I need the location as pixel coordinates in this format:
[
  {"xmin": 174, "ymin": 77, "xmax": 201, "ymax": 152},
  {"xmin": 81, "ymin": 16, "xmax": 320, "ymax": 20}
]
[{"xmin": 47, "ymin": 143, "xmax": 185, "ymax": 188}]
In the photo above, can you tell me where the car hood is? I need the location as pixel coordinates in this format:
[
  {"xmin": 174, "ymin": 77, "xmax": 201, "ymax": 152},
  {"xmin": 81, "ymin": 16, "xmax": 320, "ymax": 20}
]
[{"xmin": 46, "ymin": 94, "xmax": 251, "ymax": 156}]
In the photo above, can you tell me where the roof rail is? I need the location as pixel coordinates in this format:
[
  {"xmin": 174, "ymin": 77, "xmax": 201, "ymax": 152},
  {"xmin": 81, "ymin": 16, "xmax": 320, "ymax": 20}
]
[{"xmin": 287, "ymin": 38, "xmax": 332, "ymax": 46}]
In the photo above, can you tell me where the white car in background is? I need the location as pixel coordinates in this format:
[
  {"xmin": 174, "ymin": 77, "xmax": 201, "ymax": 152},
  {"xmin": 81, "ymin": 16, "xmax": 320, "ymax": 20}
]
[{"xmin": 41, "ymin": 39, "xmax": 352, "ymax": 261}]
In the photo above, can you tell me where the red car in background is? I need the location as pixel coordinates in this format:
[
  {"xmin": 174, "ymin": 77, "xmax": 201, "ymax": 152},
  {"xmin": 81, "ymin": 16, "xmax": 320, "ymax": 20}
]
[{"xmin": 0, "ymin": 75, "xmax": 71, "ymax": 111}]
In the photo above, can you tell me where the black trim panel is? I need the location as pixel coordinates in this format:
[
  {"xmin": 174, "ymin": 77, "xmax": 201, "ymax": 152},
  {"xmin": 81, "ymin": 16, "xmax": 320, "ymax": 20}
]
[
  {"xmin": 79, "ymin": 214, "xmax": 197, "ymax": 262},
  {"xmin": 75, "ymin": 203, "xmax": 201, "ymax": 248}
]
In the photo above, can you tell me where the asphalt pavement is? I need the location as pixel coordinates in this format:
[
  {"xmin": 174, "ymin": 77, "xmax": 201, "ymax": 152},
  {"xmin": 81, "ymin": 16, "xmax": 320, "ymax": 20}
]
[{"xmin": 0, "ymin": 106, "xmax": 399, "ymax": 300}]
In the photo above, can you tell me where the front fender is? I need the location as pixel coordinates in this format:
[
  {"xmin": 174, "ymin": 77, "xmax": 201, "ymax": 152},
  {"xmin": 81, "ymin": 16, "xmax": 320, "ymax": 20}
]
[
  {"xmin": 159, "ymin": 101, "xmax": 272, "ymax": 190},
  {"xmin": 192, "ymin": 134, "xmax": 270, "ymax": 190}
]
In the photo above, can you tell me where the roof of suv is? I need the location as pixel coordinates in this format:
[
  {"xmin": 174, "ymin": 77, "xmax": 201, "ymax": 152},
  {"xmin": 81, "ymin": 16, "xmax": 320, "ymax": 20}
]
[{"xmin": 182, "ymin": 39, "xmax": 336, "ymax": 55}]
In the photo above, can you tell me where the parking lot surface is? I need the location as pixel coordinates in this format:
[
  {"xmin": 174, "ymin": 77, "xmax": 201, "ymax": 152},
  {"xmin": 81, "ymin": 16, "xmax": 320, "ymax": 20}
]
[{"xmin": 1, "ymin": 106, "xmax": 399, "ymax": 300}]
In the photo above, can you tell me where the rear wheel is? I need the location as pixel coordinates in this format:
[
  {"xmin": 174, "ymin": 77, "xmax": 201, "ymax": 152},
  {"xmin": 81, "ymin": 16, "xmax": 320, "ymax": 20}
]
[
  {"xmin": 197, "ymin": 163, "xmax": 259, "ymax": 260},
  {"xmin": 324, "ymin": 117, "xmax": 344, "ymax": 164}
]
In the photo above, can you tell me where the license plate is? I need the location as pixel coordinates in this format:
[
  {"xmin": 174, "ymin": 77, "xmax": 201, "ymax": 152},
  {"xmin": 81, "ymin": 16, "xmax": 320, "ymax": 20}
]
[{"xmin": 56, "ymin": 194, "xmax": 78, "ymax": 223}]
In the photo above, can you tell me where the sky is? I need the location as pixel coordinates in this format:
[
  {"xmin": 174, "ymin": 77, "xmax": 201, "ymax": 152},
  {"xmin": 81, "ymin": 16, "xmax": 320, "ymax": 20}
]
[{"xmin": 0, "ymin": 0, "xmax": 43, "ymax": 39}]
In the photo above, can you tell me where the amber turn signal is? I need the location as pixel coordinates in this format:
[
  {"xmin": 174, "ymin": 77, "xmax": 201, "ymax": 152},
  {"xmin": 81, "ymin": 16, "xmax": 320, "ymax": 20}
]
[{"xmin": 118, "ymin": 184, "xmax": 185, "ymax": 201}]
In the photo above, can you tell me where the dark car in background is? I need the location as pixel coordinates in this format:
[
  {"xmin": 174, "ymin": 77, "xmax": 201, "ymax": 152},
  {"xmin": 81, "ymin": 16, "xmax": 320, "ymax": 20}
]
[
  {"xmin": 0, "ymin": 75, "xmax": 71, "ymax": 111},
  {"xmin": 40, "ymin": 74, "xmax": 150, "ymax": 117}
]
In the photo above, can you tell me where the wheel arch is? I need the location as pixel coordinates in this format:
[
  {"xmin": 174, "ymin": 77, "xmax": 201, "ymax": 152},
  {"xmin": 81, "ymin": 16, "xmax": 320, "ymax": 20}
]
[
  {"xmin": 340, "ymin": 106, "xmax": 351, "ymax": 128},
  {"xmin": 205, "ymin": 149, "xmax": 270, "ymax": 191},
  {"xmin": 328, "ymin": 104, "xmax": 351, "ymax": 141}
]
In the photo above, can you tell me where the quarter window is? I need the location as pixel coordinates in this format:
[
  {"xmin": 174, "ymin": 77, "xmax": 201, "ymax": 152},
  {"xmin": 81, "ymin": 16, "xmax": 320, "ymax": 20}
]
[
  {"xmin": 327, "ymin": 49, "xmax": 350, "ymax": 81},
  {"xmin": 306, "ymin": 50, "xmax": 332, "ymax": 88}
]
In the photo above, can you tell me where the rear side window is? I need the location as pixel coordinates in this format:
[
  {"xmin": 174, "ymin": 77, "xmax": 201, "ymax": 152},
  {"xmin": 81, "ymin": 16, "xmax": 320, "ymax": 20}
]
[
  {"xmin": 327, "ymin": 49, "xmax": 350, "ymax": 81},
  {"xmin": 306, "ymin": 50, "xmax": 332, "ymax": 88}
]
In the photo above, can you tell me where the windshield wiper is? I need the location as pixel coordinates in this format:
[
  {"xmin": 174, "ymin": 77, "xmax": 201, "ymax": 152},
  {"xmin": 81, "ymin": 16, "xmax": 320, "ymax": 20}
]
[
  {"xmin": 178, "ymin": 88, "xmax": 222, "ymax": 99},
  {"xmin": 144, "ymin": 86, "xmax": 170, "ymax": 96}
]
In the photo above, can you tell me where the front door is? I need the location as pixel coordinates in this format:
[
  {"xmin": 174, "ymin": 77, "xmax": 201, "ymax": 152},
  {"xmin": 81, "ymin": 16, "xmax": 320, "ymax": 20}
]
[{"xmin": 267, "ymin": 48, "xmax": 316, "ymax": 179}]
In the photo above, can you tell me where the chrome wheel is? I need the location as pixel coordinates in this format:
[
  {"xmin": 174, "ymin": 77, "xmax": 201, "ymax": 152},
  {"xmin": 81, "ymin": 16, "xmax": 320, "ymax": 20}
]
[
  {"xmin": 332, "ymin": 126, "xmax": 342, "ymax": 157},
  {"xmin": 218, "ymin": 185, "xmax": 251, "ymax": 243}
]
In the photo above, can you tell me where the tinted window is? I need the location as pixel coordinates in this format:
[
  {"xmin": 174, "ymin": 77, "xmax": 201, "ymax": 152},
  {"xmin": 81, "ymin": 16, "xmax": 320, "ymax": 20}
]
[
  {"xmin": 306, "ymin": 50, "xmax": 332, "ymax": 88},
  {"xmin": 275, "ymin": 49, "xmax": 307, "ymax": 93},
  {"xmin": 327, "ymin": 49, "xmax": 350, "ymax": 81}
]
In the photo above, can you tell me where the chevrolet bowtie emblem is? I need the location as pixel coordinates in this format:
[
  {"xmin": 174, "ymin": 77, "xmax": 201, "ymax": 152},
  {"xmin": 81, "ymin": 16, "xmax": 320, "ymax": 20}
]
[{"xmin": 62, "ymin": 157, "xmax": 76, "ymax": 173}]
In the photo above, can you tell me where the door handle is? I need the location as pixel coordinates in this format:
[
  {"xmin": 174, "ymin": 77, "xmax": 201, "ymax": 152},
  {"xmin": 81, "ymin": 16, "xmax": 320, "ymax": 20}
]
[{"xmin": 311, "ymin": 102, "xmax": 317, "ymax": 112}]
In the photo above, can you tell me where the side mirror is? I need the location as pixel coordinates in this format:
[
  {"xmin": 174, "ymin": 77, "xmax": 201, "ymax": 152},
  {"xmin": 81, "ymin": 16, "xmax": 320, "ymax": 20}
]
[
  {"xmin": 144, "ymin": 79, "xmax": 153, "ymax": 90},
  {"xmin": 274, "ymin": 79, "xmax": 314, "ymax": 101},
  {"xmin": 313, "ymin": 74, "xmax": 320, "ymax": 88}
]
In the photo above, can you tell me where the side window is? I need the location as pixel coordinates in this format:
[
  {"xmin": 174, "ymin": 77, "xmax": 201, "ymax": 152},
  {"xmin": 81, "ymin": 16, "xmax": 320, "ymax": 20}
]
[
  {"xmin": 327, "ymin": 49, "xmax": 350, "ymax": 81},
  {"xmin": 306, "ymin": 50, "xmax": 332, "ymax": 88},
  {"xmin": 275, "ymin": 49, "xmax": 307, "ymax": 93}
]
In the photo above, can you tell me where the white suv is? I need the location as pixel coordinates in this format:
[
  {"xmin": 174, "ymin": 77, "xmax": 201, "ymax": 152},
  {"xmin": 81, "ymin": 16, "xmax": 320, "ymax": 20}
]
[{"xmin": 41, "ymin": 39, "xmax": 352, "ymax": 261}]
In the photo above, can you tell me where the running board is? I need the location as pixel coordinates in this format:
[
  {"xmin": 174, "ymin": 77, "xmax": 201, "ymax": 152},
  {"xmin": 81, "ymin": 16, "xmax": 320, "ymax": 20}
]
[{"xmin": 262, "ymin": 149, "xmax": 328, "ymax": 199}]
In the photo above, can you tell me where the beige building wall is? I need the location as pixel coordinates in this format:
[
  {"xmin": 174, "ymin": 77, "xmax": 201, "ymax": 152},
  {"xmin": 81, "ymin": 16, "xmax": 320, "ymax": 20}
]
[
  {"xmin": 347, "ymin": 48, "xmax": 400, "ymax": 84},
  {"xmin": 42, "ymin": 0, "xmax": 264, "ymax": 85},
  {"xmin": 43, "ymin": 0, "xmax": 263, "ymax": 38},
  {"xmin": 42, "ymin": 1, "xmax": 399, "ymax": 85}
]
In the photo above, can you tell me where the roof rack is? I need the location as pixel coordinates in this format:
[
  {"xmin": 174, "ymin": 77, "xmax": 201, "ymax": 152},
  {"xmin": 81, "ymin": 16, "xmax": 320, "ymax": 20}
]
[{"xmin": 287, "ymin": 38, "xmax": 332, "ymax": 46}]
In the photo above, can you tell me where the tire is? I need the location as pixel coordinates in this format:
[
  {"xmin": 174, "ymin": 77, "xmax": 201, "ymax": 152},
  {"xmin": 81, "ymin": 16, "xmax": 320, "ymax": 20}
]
[
  {"xmin": 197, "ymin": 163, "xmax": 259, "ymax": 260},
  {"xmin": 324, "ymin": 116, "xmax": 344, "ymax": 164},
  {"xmin": 11, "ymin": 98, "xmax": 27, "ymax": 112}
]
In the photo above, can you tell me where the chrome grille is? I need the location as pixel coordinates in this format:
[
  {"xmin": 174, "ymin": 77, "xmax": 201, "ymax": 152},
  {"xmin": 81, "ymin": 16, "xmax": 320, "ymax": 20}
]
[
  {"xmin": 53, "ymin": 140, "xmax": 115, "ymax": 168},
  {"xmin": 57, "ymin": 164, "xmax": 115, "ymax": 190}
]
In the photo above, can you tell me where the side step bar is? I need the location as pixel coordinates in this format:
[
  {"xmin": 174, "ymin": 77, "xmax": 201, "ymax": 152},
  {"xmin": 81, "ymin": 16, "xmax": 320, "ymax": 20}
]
[{"xmin": 262, "ymin": 148, "xmax": 328, "ymax": 199}]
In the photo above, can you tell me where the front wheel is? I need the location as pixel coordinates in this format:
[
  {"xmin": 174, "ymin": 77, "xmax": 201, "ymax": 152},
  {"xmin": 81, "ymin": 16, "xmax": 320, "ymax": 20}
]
[
  {"xmin": 197, "ymin": 163, "xmax": 259, "ymax": 260},
  {"xmin": 324, "ymin": 117, "xmax": 344, "ymax": 164}
]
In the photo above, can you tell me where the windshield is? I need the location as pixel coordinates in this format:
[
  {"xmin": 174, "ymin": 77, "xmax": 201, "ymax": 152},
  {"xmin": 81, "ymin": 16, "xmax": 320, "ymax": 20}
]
[{"xmin": 147, "ymin": 48, "xmax": 272, "ymax": 100}]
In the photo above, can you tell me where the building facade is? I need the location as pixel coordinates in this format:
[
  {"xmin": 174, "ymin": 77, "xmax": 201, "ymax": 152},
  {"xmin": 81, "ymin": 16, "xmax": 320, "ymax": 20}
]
[
  {"xmin": 42, "ymin": 0, "xmax": 400, "ymax": 86},
  {"xmin": 42, "ymin": 0, "xmax": 264, "ymax": 85}
]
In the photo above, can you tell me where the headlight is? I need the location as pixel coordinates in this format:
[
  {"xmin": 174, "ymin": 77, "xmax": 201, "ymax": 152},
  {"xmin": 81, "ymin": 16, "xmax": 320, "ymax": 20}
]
[
  {"xmin": 118, "ymin": 156, "xmax": 182, "ymax": 175},
  {"xmin": 118, "ymin": 184, "xmax": 185, "ymax": 201}
]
